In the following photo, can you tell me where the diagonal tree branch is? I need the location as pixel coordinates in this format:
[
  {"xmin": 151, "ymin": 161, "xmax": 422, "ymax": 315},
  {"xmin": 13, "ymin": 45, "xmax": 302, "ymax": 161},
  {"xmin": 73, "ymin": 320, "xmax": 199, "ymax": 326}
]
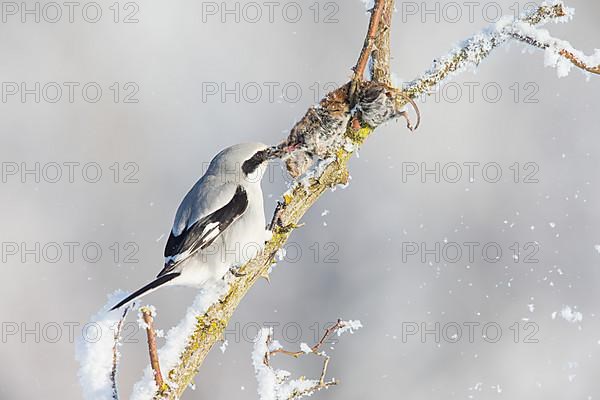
[
  {"xmin": 349, "ymin": 0, "xmax": 387, "ymax": 105},
  {"xmin": 371, "ymin": 0, "xmax": 395, "ymax": 84},
  {"xmin": 143, "ymin": 2, "xmax": 597, "ymax": 399}
]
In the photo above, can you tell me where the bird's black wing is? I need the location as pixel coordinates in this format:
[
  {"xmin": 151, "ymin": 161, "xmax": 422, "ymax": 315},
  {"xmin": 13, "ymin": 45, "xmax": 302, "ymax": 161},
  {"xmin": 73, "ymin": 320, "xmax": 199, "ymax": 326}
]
[{"xmin": 157, "ymin": 185, "xmax": 248, "ymax": 277}]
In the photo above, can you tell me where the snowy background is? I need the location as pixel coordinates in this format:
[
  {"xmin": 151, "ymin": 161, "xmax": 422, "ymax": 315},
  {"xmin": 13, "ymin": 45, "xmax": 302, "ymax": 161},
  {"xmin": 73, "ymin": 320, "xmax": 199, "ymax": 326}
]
[{"xmin": 1, "ymin": 0, "xmax": 600, "ymax": 399}]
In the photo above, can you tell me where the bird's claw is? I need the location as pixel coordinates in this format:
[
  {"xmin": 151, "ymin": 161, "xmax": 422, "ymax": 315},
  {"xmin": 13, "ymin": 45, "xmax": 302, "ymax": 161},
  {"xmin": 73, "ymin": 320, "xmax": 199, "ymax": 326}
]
[
  {"xmin": 279, "ymin": 222, "xmax": 304, "ymax": 233},
  {"xmin": 398, "ymin": 111, "xmax": 416, "ymax": 132},
  {"xmin": 229, "ymin": 266, "xmax": 246, "ymax": 277}
]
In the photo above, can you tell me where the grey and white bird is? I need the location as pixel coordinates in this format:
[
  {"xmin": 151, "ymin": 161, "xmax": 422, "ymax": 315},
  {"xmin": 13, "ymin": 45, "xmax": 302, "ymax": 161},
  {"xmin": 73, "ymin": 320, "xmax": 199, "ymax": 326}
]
[{"xmin": 110, "ymin": 143, "xmax": 285, "ymax": 310}]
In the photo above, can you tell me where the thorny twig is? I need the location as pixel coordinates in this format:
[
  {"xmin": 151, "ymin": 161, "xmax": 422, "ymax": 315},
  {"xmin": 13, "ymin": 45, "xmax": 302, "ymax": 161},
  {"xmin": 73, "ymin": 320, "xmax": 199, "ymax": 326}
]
[
  {"xmin": 110, "ymin": 305, "xmax": 131, "ymax": 400},
  {"xmin": 140, "ymin": 307, "xmax": 164, "ymax": 390}
]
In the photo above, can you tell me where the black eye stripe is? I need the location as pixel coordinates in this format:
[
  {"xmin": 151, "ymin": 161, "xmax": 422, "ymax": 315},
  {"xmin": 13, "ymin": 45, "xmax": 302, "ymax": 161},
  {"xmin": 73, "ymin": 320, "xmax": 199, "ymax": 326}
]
[{"xmin": 242, "ymin": 150, "xmax": 268, "ymax": 175}]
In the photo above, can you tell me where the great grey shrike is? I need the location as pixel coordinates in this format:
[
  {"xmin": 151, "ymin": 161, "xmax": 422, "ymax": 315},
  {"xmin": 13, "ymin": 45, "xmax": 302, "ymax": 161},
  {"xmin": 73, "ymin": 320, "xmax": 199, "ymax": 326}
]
[{"xmin": 111, "ymin": 142, "xmax": 286, "ymax": 310}]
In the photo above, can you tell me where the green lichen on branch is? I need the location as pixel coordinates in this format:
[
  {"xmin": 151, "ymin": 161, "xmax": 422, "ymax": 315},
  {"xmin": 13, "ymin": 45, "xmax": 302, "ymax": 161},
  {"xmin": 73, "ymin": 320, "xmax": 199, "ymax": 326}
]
[
  {"xmin": 152, "ymin": 3, "xmax": 582, "ymax": 399},
  {"xmin": 158, "ymin": 132, "xmax": 358, "ymax": 400}
]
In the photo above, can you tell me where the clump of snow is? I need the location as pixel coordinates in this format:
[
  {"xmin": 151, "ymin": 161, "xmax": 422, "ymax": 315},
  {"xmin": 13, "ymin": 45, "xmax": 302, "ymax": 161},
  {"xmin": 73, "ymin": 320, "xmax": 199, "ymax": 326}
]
[
  {"xmin": 343, "ymin": 138, "xmax": 356, "ymax": 153},
  {"xmin": 252, "ymin": 327, "xmax": 279, "ymax": 400},
  {"xmin": 300, "ymin": 343, "xmax": 312, "ymax": 354},
  {"xmin": 337, "ymin": 320, "xmax": 363, "ymax": 336},
  {"xmin": 137, "ymin": 305, "xmax": 157, "ymax": 330},
  {"xmin": 359, "ymin": 0, "xmax": 374, "ymax": 10},
  {"xmin": 268, "ymin": 338, "xmax": 283, "ymax": 353},
  {"xmin": 544, "ymin": 45, "xmax": 573, "ymax": 78},
  {"xmin": 560, "ymin": 306, "xmax": 583, "ymax": 323},
  {"xmin": 130, "ymin": 279, "xmax": 230, "ymax": 400},
  {"xmin": 278, "ymin": 379, "xmax": 323, "ymax": 400},
  {"xmin": 552, "ymin": 305, "xmax": 583, "ymax": 323},
  {"xmin": 76, "ymin": 290, "xmax": 130, "ymax": 400},
  {"xmin": 502, "ymin": 15, "xmax": 599, "ymax": 79},
  {"xmin": 219, "ymin": 340, "xmax": 229, "ymax": 354},
  {"xmin": 293, "ymin": 157, "xmax": 336, "ymax": 189},
  {"xmin": 546, "ymin": 0, "xmax": 575, "ymax": 24},
  {"xmin": 275, "ymin": 248, "xmax": 287, "ymax": 261}
]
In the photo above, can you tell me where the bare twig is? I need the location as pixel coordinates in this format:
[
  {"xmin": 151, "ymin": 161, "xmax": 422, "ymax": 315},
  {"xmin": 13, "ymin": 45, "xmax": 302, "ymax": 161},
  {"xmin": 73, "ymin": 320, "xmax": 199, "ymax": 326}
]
[
  {"xmin": 269, "ymin": 319, "xmax": 344, "ymax": 359},
  {"xmin": 140, "ymin": 307, "xmax": 164, "ymax": 390},
  {"xmin": 110, "ymin": 305, "xmax": 131, "ymax": 400},
  {"xmin": 507, "ymin": 31, "xmax": 600, "ymax": 75},
  {"xmin": 258, "ymin": 320, "xmax": 357, "ymax": 399},
  {"xmin": 349, "ymin": 0, "xmax": 387, "ymax": 105},
  {"xmin": 558, "ymin": 49, "xmax": 600, "ymax": 74}
]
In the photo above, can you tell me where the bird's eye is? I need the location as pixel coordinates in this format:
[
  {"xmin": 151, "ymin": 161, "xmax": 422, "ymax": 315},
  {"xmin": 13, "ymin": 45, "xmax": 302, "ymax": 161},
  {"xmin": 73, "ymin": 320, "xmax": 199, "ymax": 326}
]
[{"xmin": 242, "ymin": 150, "xmax": 268, "ymax": 176}]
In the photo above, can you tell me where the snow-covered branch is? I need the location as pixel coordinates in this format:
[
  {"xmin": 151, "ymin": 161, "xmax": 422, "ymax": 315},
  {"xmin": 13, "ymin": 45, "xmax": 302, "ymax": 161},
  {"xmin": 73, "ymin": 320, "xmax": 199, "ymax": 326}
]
[
  {"xmin": 403, "ymin": 1, "xmax": 597, "ymax": 98},
  {"xmin": 145, "ymin": 2, "xmax": 597, "ymax": 399},
  {"xmin": 504, "ymin": 22, "xmax": 600, "ymax": 77},
  {"xmin": 79, "ymin": 1, "xmax": 598, "ymax": 399},
  {"xmin": 76, "ymin": 291, "xmax": 131, "ymax": 400},
  {"xmin": 252, "ymin": 320, "xmax": 363, "ymax": 400}
]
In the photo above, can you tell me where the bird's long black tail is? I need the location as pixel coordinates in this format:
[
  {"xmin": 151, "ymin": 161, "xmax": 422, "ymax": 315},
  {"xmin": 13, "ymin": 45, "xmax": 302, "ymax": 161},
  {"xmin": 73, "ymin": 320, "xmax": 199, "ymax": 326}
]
[{"xmin": 110, "ymin": 272, "xmax": 180, "ymax": 311}]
